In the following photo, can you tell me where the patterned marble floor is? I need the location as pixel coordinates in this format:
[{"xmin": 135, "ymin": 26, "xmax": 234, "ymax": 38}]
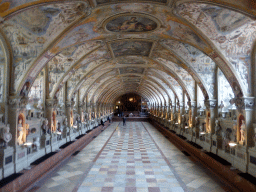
[{"xmin": 27, "ymin": 122, "xmax": 233, "ymax": 192}]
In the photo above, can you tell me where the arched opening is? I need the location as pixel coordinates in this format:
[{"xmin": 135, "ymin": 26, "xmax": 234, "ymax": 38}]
[{"xmin": 115, "ymin": 93, "xmax": 142, "ymax": 116}]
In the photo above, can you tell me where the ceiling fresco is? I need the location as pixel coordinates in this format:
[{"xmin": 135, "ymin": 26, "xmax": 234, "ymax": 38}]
[
  {"xmin": 111, "ymin": 41, "xmax": 153, "ymax": 57},
  {"xmin": 105, "ymin": 14, "xmax": 158, "ymax": 33},
  {"xmin": 0, "ymin": 0, "xmax": 254, "ymax": 107},
  {"xmin": 96, "ymin": 0, "xmax": 168, "ymax": 5},
  {"xmin": 119, "ymin": 67, "xmax": 144, "ymax": 74}
]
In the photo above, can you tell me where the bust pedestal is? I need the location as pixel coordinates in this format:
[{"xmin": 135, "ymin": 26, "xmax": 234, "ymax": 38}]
[
  {"xmin": 41, "ymin": 134, "xmax": 51, "ymax": 154},
  {"xmin": 51, "ymin": 134, "xmax": 59, "ymax": 152},
  {"xmin": 248, "ymin": 147, "xmax": 256, "ymax": 177},
  {"xmin": 211, "ymin": 135, "xmax": 222, "ymax": 154},
  {"xmin": 63, "ymin": 127, "xmax": 70, "ymax": 142},
  {"xmin": 14, "ymin": 145, "xmax": 28, "ymax": 172},
  {"xmin": 203, "ymin": 133, "xmax": 212, "ymax": 152},
  {"xmin": 69, "ymin": 128, "xmax": 76, "ymax": 141},
  {"xmin": 233, "ymin": 144, "xmax": 248, "ymax": 173},
  {"xmin": 0, "ymin": 146, "xmax": 14, "ymax": 177}
]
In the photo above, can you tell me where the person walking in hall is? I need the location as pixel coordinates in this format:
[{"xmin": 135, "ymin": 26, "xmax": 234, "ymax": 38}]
[{"xmin": 123, "ymin": 116, "xmax": 126, "ymax": 126}]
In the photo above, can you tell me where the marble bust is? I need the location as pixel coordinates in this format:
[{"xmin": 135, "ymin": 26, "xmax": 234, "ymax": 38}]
[{"xmin": 0, "ymin": 125, "xmax": 12, "ymax": 147}]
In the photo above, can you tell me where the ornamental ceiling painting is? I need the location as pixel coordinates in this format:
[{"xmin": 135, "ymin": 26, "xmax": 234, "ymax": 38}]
[{"xmin": 0, "ymin": 0, "xmax": 254, "ymax": 108}]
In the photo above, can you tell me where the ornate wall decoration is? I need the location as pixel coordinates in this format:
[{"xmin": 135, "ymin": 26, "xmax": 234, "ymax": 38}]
[
  {"xmin": 177, "ymin": 3, "xmax": 256, "ymax": 94},
  {"xmin": 119, "ymin": 67, "xmax": 144, "ymax": 74},
  {"xmin": 111, "ymin": 41, "xmax": 153, "ymax": 57},
  {"xmin": 105, "ymin": 14, "xmax": 158, "ymax": 33}
]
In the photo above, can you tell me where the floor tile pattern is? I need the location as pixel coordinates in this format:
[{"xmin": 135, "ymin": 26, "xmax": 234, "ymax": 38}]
[
  {"xmin": 144, "ymin": 122, "xmax": 230, "ymax": 192},
  {"xmin": 27, "ymin": 122, "xmax": 119, "ymax": 192},
  {"xmin": 78, "ymin": 122, "xmax": 185, "ymax": 192},
  {"xmin": 27, "ymin": 122, "xmax": 232, "ymax": 192}
]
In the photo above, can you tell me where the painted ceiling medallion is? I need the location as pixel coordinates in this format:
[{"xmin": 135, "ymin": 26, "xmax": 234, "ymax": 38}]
[
  {"xmin": 97, "ymin": 0, "xmax": 167, "ymax": 5},
  {"xmin": 105, "ymin": 14, "xmax": 158, "ymax": 33}
]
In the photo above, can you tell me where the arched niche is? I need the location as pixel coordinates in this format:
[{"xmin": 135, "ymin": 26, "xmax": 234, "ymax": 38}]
[
  {"xmin": 189, "ymin": 110, "xmax": 192, "ymax": 127},
  {"xmin": 70, "ymin": 111, "xmax": 74, "ymax": 126},
  {"xmin": 17, "ymin": 113, "xmax": 26, "ymax": 145},
  {"xmin": 238, "ymin": 115, "xmax": 245, "ymax": 144},
  {"xmin": 52, "ymin": 111, "xmax": 56, "ymax": 132},
  {"xmin": 206, "ymin": 112, "xmax": 211, "ymax": 133}
]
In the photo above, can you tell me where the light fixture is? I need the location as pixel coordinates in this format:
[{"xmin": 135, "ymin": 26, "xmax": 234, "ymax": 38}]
[
  {"xmin": 200, "ymin": 132, "xmax": 206, "ymax": 135},
  {"xmin": 24, "ymin": 142, "xmax": 33, "ymax": 146},
  {"xmin": 118, "ymin": 101, "xmax": 120, "ymax": 103},
  {"xmin": 229, "ymin": 142, "xmax": 237, "ymax": 147},
  {"xmin": 185, "ymin": 126, "xmax": 189, "ymax": 129}
]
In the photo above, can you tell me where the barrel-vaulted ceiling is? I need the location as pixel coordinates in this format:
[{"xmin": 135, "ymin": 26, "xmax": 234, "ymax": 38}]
[{"xmin": 0, "ymin": 0, "xmax": 256, "ymax": 106}]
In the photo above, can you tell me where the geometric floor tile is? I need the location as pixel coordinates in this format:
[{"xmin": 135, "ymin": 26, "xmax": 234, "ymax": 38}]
[{"xmin": 27, "ymin": 122, "xmax": 231, "ymax": 192}]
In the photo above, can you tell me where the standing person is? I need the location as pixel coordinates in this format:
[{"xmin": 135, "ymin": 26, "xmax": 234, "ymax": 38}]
[{"xmin": 123, "ymin": 116, "xmax": 126, "ymax": 126}]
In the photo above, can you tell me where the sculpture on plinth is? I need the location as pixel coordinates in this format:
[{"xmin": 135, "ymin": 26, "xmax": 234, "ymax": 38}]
[
  {"xmin": 0, "ymin": 125, "xmax": 12, "ymax": 148},
  {"xmin": 41, "ymin": 119, "xmax": 50, "ymax": 135}
]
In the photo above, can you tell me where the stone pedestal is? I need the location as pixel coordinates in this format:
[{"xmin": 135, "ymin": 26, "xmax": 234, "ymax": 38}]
[
  {"xmin": 233, "ymin": 145, "xmax": 248, "ymax": 172},
  {"xmin": 211, "ymin": 135, "xmax": 222, "ymax": 154},
  {"xmin": 41, "ymin": 134, "xmax": 51, "ymax": 154},
  {"xmin": 82, "ymin": 122, "xmax": 87, "ymax": 134},
  {"xmin": 14, "ymin": 146, "xmax": 28, "ymax": 172},
  {"xmin": 185, "ymin": 128, "xmax": 192, "ymax": 141},
  {"xmin": 51, "ymin": 134, "xmax": 59, "ymax": 152},
  {"xmin": 203, "ymin": 134, "xmax": 212, "ymax": 152},
  {"xmin": 0, "ymin": 147, "xmax": 14, "ymax": 177},
  {"xmin": 27, "ymin": 148, "xmax": 45, "ymax": 165},
  {"xmin": 70, "ymin": 128, "xmax": 76, "ymax": 141},
  {"xmin": 248, "ymin": 147, "xmax": 256, "ymax": 177},
  {"xmin": 218, "ymin": 148, "xmax": 232, "ymax": 163},
  {"xmin": 63, "ymin": 127, "xmax": 70, "ymax": 142}
]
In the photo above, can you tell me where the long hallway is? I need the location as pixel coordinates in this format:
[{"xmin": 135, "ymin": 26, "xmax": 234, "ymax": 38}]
[{"xmin": 29, "ymin": 122, "xmax": 232, "ymax": 192}]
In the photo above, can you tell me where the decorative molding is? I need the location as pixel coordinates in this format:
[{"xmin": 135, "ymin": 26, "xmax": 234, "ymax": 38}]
[
  {"xmin": 204, "ymin": 99, "xmax": 217, "ymax": 109},
  {"xmin": 65, "ymin": 100, "xmax": 75, "ymax": 108},
  {"xmin": 235, "ymin": 97, "xmax": 255, "ymax": 111},
  {"xmin": 45, "ymin": 99, "xmax": 58, "ymax": 108},
  {"xmin": 8, "ymin": 96, "xmax": 28, "ymax": 109}
]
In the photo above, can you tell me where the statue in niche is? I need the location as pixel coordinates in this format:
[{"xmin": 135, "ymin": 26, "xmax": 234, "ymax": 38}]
[
  {"xmin": 41, "ymin": 119, "xmax": 50, "ymax": 135},
  {"xmin": 0, "ymin": 125, "xmax": 12, "ymax": 148},
  {"xmin": 222, "ymin": 128, "xmax": 232, "ymax": 149},
  {"xmin": 17, "ymin": 119, "xmax": 24, "ymax": 145},
  {"xmin": 63, "ymin": 117, "xmax": 68, "ymax": 127},
  {"xmin": 215, "ymin": 120, "xmax": 221, "ymax": 136},
  {"xmin": 195, "ymin": 116, "xmax": 199, "ymax": 126},
  {"xmin": 181, "ymin": 115, "xmax": 186, "ymax": 128},
  {"xmin": 33, "ymin": 137, "xmax": 40, "ymax": 151},
  {"xmin": 199, "ymin": 125, "xmax": 204, "ymax": 133},
  {"xmin": 173, "ymin": 113, "xmax": 177, "ymax": 122},
  {"xmin": 240, "ymin": 120, "xmax": 246, "ymax": 142},
  {"xmin": 219, "ymin": 101, "xmax": 224, "ymax": 112},
  {"xmin": 73, "ymin": 116, "xmax": 78, "ymax": 128},
  {"xmin": 57, "ymin": 121, "xmax": 63, "ymax": 140}
]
